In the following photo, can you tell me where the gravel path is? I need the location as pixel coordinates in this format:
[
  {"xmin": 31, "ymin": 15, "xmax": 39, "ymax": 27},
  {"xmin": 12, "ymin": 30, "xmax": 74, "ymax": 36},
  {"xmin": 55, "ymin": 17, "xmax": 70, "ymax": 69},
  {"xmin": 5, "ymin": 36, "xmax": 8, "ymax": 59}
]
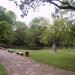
[{"xmin": 0, "ymin": 50, "xmax": 75, "ymax": 75}]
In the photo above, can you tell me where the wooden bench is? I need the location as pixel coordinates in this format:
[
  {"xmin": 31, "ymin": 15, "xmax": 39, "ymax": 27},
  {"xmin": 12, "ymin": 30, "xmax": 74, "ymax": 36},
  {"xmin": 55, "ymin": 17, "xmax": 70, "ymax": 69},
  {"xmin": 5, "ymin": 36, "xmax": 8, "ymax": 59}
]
[
  {"xmin": 2, "ymin": 48, "xmax": 6, "ymax": 50},
  {"xmin": 0, "ymin": 47, "xmax": 3, "ymax": 49},
  {"xmin": 0, "ymin": 47, "xmax": 6, "ymax": 50},
  {"xmin": 16, "ymin": 51, "xmax": 19, "ymax": 55},
  {"xmin": 16, "ymin": 51, "xmax": 24, "ymax": 56},
  {"xmin": 8, "ymin": 50, "xmax": 13, "ymax": 53}
]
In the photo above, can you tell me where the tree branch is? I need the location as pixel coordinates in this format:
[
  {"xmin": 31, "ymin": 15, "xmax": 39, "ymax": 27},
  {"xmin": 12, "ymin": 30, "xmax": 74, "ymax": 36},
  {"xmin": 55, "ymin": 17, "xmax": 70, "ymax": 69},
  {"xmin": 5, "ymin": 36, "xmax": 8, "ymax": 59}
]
[{"xmin": 50, "ymin": 1, "xmax": 75, "ymax": 10}]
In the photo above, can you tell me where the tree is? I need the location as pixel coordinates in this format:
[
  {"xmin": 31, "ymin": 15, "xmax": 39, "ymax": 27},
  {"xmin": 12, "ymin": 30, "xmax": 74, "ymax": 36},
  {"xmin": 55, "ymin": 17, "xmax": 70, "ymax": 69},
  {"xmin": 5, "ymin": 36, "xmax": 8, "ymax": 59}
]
[
  {"xmin": 0, "ymin": 6, "xmax": 17, "ymax": 47},
  {"xmin": 13, "ymin": 21, "xmax": 28, "ymax": 47},
  {"xmin": 6, "ymin": 11, "xmax": 16, "ymax": 25},
  {"xmin": 0, "ymin": 6, "xmax": 9, "ymax": 22},
  {"xmin": 42, "ymin": 17, "xmax": 73, "ymax": 51},
  {"xmin": 0, "ymin": 21, "xmax": 14, "ymax": 46},
  {"xmin": 0, "ymin": 6, "xmax": 16, "ymax": 25},
  {"xmin": 9, "ymin": 0, "xmax": 75, "ymax": 17},
  {"xmin": 28, "ymin": 17, "xmax": 49, "ymax": 49}
]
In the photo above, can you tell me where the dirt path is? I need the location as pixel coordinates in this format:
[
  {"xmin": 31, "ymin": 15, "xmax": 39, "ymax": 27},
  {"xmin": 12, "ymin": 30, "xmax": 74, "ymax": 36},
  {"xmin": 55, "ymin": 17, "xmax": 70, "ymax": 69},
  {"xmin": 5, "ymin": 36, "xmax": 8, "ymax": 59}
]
[{"xmin": 0, "ymin": 50, "xmax": 75, "ymax": 75}]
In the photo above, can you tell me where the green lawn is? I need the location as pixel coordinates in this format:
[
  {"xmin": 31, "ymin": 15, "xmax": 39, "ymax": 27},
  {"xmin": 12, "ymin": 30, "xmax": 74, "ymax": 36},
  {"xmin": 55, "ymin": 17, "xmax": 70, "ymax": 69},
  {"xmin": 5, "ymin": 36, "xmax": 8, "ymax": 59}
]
[
  {"xmin": 0, "ymin": 64, "xmax": 8, "ymax": 75},
  {"xmin": 10, "ymin": 48, "xmax": 75, "ymax": 71},
  {"xmin": 30, "ymin": 49, "xmax": 75, "ymax": 71}
]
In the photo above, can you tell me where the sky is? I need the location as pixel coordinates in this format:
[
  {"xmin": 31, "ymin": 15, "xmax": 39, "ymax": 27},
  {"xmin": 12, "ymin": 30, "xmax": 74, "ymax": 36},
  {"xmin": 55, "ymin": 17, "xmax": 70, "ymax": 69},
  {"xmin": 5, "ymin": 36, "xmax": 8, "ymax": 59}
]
[{"xmin": 0, "ymin": 0, "xmax": 55, "ymax": 24}]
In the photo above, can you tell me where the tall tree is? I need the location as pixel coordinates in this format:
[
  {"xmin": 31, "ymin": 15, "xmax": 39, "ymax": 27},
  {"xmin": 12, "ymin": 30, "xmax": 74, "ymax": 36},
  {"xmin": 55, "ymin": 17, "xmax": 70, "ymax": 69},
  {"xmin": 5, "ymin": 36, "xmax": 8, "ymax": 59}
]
[
  {"xmin": 0, "ymin": 6, "xmax": 16, "ymax": 46},
  {"xmin": 0, "ymin": 21, "xmax": 14, "ymax": 46},
  {"xmin": 28, "ymin": 17, "xmax": 49, "ymax": 49},
  {"xmin": 6, "ymin": 10, "xmax": 16, "ymax": 25},
  {"xmin": 13, "ymin": 21, "xmax": 28, "ymax": 47},
  {"xmin": 0, "ymin": 6, "xmax": 16, "ymax": 25}
]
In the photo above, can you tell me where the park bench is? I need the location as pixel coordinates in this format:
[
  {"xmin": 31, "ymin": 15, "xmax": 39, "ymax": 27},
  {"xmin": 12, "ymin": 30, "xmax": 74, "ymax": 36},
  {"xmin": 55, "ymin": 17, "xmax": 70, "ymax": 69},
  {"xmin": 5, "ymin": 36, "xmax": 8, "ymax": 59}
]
[
  {"xmin": 8, "ymin": 50, "xmax": 13, "ymax": 53},
  {"xmin": 16, "ymin": 51, "xmax": 24, "ymax": 56},
  {"xmin": 16, "ymin": 51, "xmax": 19, "ymax": 55},
  {"xmin": 16, "ymin": 51, "xmax": 29, "ymax": 57},
  {"xmin": 2, "ymin": 48, "xmax": 6, "ymax": 50},
  {"xmin": 0, "ymin": 47, "xmax": 6, "ymax": 50},
  {"xmin": 0, "ymin": 47, "xmax": 3, "ymax": 49}
]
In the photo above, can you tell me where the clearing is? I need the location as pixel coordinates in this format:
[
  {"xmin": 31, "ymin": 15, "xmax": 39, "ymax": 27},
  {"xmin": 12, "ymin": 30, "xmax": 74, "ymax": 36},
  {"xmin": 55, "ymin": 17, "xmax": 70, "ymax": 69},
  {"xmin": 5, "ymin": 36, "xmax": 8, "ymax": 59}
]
[{"xmin": 0, "ymin": 49, "xmax": 75, "ymax": 75}]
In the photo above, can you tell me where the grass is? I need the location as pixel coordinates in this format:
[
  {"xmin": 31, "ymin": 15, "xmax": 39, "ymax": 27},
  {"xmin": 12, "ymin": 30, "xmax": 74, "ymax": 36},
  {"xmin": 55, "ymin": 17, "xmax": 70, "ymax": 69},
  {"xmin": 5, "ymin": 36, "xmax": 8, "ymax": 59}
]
[
  {"xmin": 0, "ymin": 64, "xmax": 8, "ymax": 75},
  {"xmin": 10, "ymin": 48, "xmax": 75, "ymax": 71},
  {"xmin": 30, "ymin": 49, "xmax": 75, "ymax": 71}
]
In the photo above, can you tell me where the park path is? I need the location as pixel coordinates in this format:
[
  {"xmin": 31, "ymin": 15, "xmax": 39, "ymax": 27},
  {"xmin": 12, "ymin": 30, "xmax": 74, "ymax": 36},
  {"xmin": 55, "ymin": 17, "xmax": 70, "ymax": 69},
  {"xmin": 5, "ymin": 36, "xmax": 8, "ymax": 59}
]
[{"xmin": 0, "ymin": 50, "xmax": 75, "ymax": 75}]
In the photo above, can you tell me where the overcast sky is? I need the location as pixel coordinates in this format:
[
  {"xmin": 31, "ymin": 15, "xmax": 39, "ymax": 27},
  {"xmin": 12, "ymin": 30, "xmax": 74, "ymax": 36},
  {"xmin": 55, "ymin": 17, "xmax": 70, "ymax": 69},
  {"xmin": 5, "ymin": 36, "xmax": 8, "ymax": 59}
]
[{"xmin": 0, "ymin": 0, "xmax": 55, "ymax": 24}]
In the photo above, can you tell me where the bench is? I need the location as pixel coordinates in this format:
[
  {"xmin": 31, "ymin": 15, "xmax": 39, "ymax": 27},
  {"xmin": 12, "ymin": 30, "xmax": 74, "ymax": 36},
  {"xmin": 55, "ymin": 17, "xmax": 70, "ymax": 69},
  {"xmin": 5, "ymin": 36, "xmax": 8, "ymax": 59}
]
[
  {"xmin": 0, "ymin": 47, "xmax": 6, "ymax": 50},
  {"xmin": 8, "ymin": 50, "xmax": 13, "ymax": 53},
  {"xmin": 0, "ymin": 47, "xmax": 3, "ymax": 49},
  {"xmin": 16, "ymin": 51, "xmax": 19, "ymax": 55},
  {"xmin": 2, "ymin": 48, "xmax": 6, "ymax": 50},
  {"xmin": 16, "ymin": 51, "xmax": 24, "ymax": 56}
]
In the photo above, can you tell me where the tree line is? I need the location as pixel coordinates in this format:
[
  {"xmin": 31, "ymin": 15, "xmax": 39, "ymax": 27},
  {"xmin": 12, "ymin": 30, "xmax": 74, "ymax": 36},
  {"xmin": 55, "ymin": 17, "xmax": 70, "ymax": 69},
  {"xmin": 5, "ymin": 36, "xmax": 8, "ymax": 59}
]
[{"xmin": 0, "ymin": 6, "xmax": 75, "ymax": 49}]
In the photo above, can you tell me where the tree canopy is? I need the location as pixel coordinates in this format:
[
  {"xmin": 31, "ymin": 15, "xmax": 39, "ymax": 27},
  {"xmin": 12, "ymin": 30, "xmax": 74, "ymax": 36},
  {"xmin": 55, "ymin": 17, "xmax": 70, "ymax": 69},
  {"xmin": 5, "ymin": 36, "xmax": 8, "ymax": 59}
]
[
  {"xmin": 0, "ymin": 4, "xmax": 75, "ymax": 50},
  {"xmin": 9, "ymin": 0, "xmax": 75, "ymax": 17}
]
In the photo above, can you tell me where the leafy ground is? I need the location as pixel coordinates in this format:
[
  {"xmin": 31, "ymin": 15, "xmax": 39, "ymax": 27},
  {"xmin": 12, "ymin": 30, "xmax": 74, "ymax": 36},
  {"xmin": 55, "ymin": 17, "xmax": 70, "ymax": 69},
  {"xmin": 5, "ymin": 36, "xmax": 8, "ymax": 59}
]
[
  {"xmin": 10, "ymin": 48, "xmax": 75, "ymax": 71},
  {"xmin": 0, "ymin": 64, "xmax": 8, "ymax": 75}
]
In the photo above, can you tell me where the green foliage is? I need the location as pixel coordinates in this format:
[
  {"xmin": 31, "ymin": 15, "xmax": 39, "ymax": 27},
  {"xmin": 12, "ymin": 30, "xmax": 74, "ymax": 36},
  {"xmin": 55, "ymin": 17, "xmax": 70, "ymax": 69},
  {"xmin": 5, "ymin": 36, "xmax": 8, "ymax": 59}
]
[
  {"xmin": 0, "ymin": 21, "xmax": 14, "ymax": 45},
  {"xmin": 0, "ymin": 64, "xmax": 8, "ymax": 75},
  {"xmin": 0, "ymin": 6, "xmax": 13, "ymax": 25},
  {"xmin": 28, "ymin": 17, "xmax": 49, "ymax": 49},
  {"xmin": 12, "ymin": 21, "xmax": 28, "ymax": 47},
  {"xmin": 6, "ymin": 10, "xmax": 16, "ymax": 25},
  {"xmin": 0, "ymin": 5, "xmax": 75, "ymax": 49},
  {"xmin": 6, "ymin": 11, "xmax": 16, "ymax": 21}
]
